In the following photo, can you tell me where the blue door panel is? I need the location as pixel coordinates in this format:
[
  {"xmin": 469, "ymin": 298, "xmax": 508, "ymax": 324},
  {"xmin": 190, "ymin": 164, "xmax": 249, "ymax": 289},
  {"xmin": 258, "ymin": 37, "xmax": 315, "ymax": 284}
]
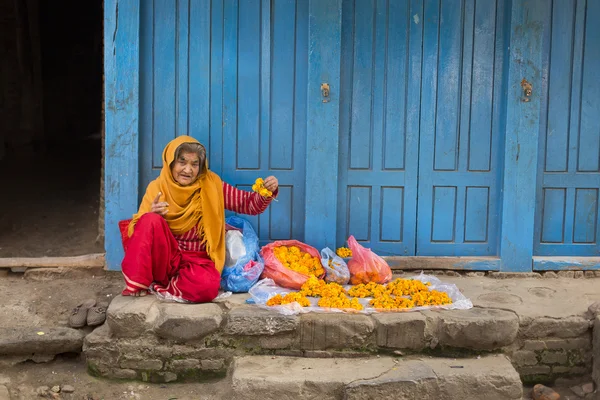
[
  {"xmin": 416, "ymin": 0, "xmax": 508, "ymax": 256},
  {"xmin": 139, "ymin": 0, "xmax": 308, "ymax": 245},
  {"xmin": 337, "ymin": 0, "xmax": 422, "ymax": 256},
  {"xmin": 535, "ymin": 0, "xmax": 600, "ymax": 256}
]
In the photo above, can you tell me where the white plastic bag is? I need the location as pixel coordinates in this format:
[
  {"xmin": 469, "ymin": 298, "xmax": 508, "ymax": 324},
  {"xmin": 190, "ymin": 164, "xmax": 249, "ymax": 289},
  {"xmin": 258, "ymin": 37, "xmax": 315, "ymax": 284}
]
[{"xmin": 225, "ymin": 230, "xmax": 246, "ymax": 267}]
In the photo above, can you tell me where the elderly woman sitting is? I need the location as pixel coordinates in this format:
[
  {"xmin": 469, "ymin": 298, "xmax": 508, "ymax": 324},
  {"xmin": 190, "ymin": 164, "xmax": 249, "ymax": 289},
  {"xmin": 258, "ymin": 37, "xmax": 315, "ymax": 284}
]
[{"xmin": 119, "ymin": 135, "xmax": 278, "ymax": 303}]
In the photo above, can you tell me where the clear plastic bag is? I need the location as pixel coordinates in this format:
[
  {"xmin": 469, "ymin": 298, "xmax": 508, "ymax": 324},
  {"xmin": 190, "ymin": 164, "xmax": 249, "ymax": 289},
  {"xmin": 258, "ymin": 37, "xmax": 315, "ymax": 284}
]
[
  {"xmin": 220, "ymin": 216, "xmax": 264, "ymax": 293},
  {"xmin": 321, "ymin": 247, "xmax": 350, "ymax": 285},
  {"xmin": 347, "ymin": 235, "xmax": 392, "ymax": 285},
  {"xmin": 247, "ymin": 273, "xmax": 473, "ymax": 315}
]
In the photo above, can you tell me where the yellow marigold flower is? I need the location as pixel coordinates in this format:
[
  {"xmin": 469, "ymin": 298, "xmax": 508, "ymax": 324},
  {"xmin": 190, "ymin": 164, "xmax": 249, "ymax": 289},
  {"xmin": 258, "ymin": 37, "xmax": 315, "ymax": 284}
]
[
  {"xmin": 317, "ymin": 292, "xmax": 363, "ymax": 311},
  {"xmin": 386, "ymin": 278, "xmax": 430, "ymax": 296},
  {"xmin": 336, "ymin": 247, "xmax": 352, "ymax": 258},
  {"xmin": 252, "ymin": 177, "xmax": 272, "ymax": 198},
  {"xmin": 267, "ymin": 292, "xmax": 310, "ymax": 307},
  {"xmin": 274, "ymin": 246, "xmax": 324, "ymax": 277},
  {"xmin": 266, "ymin": 294, "xmax": 283, "ymax": 306}
]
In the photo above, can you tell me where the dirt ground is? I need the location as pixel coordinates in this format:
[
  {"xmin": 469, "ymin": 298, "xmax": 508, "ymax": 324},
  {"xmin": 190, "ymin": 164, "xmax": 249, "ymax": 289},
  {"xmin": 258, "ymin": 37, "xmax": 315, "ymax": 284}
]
[
  {"xmin": 1, "ymin": 356, "xmax": 231, "ymax": 400},
  {"xmin": 0, "ymin": 140, "xmax": 104, "ymax": 258}
]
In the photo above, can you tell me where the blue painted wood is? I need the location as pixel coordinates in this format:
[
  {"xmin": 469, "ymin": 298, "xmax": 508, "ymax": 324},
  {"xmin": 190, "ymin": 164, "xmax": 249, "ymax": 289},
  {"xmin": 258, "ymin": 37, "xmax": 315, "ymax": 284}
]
[
  {"xmin": 500, "ymin": 0, "xmax": 546, "ymax": 271},
  {"xmin": 418, "ymin": 0, "xmax": 506, "ymax": 256},
  {"xmin": 138, "ymin": 0, "xmax": 308, "ymax": 248},
  {"xmin": 385, "ymin": 256, "xmax": 500, "ymax": 271},
  {"xmin": 209, "ymin": 0, "xmax": 224, "ymax": 175},
  {"xmin": 305, "ymin": 0, "xmax": 342, "ymax": 250},
  {"xmin": 104, "ymin": 0, "xmax": 140, "ymax": 270},
  {"xmin": 336, "ymin": 0, "xmax": 421, "ymax": 256},
  {"xmin": 533, "ymin": 257, "xmax": 600, "ymax": 271},
  {"xmin": 189, "ymin": 0, "xmax": 211, "ymax": 149},
  {"xmin": 534, "ymin": 0, "xmax": 600, "ymax": 257}
]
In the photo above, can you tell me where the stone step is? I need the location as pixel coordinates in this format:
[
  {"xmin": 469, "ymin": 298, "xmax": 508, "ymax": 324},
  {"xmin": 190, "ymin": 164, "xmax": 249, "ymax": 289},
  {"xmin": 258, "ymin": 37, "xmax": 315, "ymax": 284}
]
[
  {"xmin": 231, "ymin": 354, "xmax": 523, "ymax": 400},
  {"xmin": 0, "ymin": 327, "xmax": 86, "ymax": 364},
  {"xmin": 105, "ymin": 295, "xmax": 519, "ymax": 352}
]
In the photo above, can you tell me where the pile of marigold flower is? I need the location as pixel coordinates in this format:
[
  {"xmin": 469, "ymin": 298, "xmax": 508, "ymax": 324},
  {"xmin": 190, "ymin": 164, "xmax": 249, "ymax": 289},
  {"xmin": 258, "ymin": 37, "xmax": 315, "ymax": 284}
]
[
  {"xmin": 273, "ymin": 245, "xmax": 324, "ymax": 277},
  {"xmin": 267, "ymin": 276, "xmax": 364, "ymax": 311},
  {"xmin": 347, "ymin": 278, "xmax": 451, "ymax": 309},
  {"xmin": 252, "ymin": 178, "xmax": 272, "ymax": 198},
  {"xmin": 266, "ymin": 276, "xmax": 452, "ymax": 311}
]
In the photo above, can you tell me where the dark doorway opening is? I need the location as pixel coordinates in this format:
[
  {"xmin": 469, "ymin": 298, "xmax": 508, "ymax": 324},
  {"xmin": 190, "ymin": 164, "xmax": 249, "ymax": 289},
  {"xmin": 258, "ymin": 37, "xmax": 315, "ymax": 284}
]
[{"xmin": 0, "ymin": 0, "xmax": 104, "ymax": 257}]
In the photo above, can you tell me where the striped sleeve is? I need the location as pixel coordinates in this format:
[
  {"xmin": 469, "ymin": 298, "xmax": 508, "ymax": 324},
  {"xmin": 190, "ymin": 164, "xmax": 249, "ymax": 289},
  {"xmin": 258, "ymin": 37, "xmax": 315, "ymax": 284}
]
[{"xmin": 222, "ymin": 182, "xmax": 277, "ymax": 215}]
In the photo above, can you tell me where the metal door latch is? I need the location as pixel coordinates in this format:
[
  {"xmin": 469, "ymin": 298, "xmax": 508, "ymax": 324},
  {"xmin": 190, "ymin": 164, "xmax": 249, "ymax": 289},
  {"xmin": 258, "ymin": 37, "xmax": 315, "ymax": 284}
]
[
  {"xmin": 521, "ymin": 78, "xmax": 533, "ymax": 102},
  {"xmin": 321, "ymin": 83, "xmax": 330, "ymax": 103}
]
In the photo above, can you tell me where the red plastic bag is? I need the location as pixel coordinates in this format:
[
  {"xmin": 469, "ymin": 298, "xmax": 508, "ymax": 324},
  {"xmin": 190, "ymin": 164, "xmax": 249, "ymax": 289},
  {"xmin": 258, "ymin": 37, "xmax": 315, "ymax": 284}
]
[
  {"xmin": 260, "ymin": 240, "xmax": 323, "ymax": 290},
  {"xmin": 347, "ymin": 235, "xmax": 392, "ymax": 285}
]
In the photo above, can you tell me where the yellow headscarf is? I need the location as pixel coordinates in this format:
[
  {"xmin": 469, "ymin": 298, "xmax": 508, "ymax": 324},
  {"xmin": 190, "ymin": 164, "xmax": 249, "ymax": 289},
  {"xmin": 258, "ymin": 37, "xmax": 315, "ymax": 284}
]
[{"xmin": 128, "ymin": 136, "xmax": 226, "ymax": 273}]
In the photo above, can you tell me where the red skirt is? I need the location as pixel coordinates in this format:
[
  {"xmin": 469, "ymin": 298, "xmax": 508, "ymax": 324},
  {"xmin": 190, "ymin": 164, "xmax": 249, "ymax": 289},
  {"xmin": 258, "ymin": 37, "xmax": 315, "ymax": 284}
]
[{"xmin": 119, "ymin": 213, "xmax": 220, "ymax": 303}]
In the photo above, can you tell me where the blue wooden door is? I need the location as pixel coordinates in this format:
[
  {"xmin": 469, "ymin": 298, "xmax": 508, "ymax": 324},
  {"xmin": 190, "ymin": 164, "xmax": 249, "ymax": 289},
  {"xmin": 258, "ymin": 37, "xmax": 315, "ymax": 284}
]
[
  {"xmin": 337, "ymin": 0, "xmax": 508, "ymax": 256},
  {"xmin": 337, "ymin": 0, "xmax": 422, "ymax": 256},
  {"xmin": 534, "ymin": 0, "xmax": 600, "ymax": 256},
  {"xmin": 139, "ymin": 0, "xmax": 308, "ymax": 245},
  {"xmin": 416, "ymin": 0, "xmax": 508, "ymax": 256}
]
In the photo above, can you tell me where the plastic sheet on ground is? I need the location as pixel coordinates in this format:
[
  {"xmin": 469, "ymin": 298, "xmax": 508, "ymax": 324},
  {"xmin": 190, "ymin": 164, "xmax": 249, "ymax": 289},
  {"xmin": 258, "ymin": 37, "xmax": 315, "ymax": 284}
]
[{"xmin": 247, "ymin": 273, "xmax": 473, "ymax": 315}]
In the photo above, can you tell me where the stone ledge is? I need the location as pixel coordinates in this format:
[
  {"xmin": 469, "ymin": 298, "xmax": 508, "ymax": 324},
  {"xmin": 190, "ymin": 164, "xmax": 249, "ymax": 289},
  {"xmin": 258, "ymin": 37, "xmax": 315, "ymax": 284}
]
[
  {"xmin": 519, "ymin": 316, "xmax": 591, "ymax": 339},
  {"xmin": 0, "ymin": 327, "xmax": 85, "ymax": 356},
  {"xmin": 425, "ymin": 308, "xmax": 519, "ymax": 350},
  {"xmin": 232, "ymin": 355, "xmax": 523, "ymax": 400},
  {"xmin": 299, "ymin": 313, "xmax": 376, "ymax": 350},
  {"xmin": 106, "ymin": 295, "xmax": 158, "ymax": 338},
  {"xmin": 224, "ymin": 306, "xmax": 299, "ymax": 336},
  {"xmin": 153, "ymin": 303, "xmax": 222, "ymax": 341}
]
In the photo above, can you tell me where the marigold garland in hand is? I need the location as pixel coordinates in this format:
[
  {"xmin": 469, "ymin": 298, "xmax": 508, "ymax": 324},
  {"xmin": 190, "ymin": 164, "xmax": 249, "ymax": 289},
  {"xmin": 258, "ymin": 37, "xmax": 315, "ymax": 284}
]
[{"xmin": 252, "ymin": 178, "xmax": 273, "ymax": 198}]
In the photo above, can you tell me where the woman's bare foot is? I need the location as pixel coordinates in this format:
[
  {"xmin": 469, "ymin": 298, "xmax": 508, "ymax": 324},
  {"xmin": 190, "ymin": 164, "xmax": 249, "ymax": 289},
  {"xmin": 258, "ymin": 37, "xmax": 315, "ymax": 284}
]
[{"xmin": 121, "ymin": 288, "xmax": 149, "ymax": 297}]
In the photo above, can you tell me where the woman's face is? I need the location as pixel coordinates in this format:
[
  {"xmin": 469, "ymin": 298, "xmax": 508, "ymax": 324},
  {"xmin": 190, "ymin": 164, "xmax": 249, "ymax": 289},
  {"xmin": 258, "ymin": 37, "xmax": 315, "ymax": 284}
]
[{"xmin": 171, "ymin": 151, "xmax": 200, "ymax": 186}]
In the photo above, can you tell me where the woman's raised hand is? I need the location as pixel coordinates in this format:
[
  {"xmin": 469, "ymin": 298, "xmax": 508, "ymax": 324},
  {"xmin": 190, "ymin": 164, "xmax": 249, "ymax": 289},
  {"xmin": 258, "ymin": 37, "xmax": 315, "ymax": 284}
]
[
  {"xmin": 263, "ymin": 176, "xmax": 279, "ymax": 193},
  {"xmin": 151, "ymin": 192, "xmax": 169, "ymax": 216}
]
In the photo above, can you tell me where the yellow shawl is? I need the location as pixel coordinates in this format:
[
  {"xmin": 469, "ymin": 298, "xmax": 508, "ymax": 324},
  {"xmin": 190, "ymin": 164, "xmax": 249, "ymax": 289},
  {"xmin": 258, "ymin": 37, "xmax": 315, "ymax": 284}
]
[{"xmin": 128, "ymin": 136, "xmax": 226, "ymax": 273}]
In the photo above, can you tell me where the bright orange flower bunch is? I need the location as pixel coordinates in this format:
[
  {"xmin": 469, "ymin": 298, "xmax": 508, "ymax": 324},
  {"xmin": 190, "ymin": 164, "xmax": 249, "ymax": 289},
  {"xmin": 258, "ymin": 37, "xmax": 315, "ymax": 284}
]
[
  {"xmin": 252, "ymin": 178, "xmax": 272, "ymax": 198},
  {"xmin": 386, "ymin": 278, "xmax": 431, "ymax": 296},
  {"xmin": 273, "ymin": 245, "xmax": 324, "ymax": 277},
  {"xmin": 336, "ymin": 247, "xmax": 352, "ymax": 258},
  {"xmin": 318, "ymin": 292, "xmax": 363, "ymax": 310},
  {"xmin": 369, "ymin": 294, "xmax": 415, "ymax": 309},
  {"xmin": 411, "ymin": 290, "xmax": 452, "ymax": 307},
  {"xmin": 350, "ymin": 270, "xmax": 383, "ymax": 285},
  {"xmin": 299, "ymin": 275, "xmax": 346, "ymax": 297},
  {"xmin": 266, "ymin": 292, "xmax": 311, "ymax": 307},
  {"xmin": 348, "ymin": 281, "xmax": 389, "ymax": 298}
]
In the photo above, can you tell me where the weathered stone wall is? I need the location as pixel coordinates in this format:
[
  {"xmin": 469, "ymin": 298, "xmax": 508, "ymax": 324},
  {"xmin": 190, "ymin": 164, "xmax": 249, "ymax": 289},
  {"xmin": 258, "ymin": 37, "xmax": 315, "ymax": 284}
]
[
  {"xmin": 504, "ymin": 316, "xmax": 593, "ymax": 384},
  {"xmin": 84, "ymin": 296, "xmax": 594, "ymax": 384}
]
